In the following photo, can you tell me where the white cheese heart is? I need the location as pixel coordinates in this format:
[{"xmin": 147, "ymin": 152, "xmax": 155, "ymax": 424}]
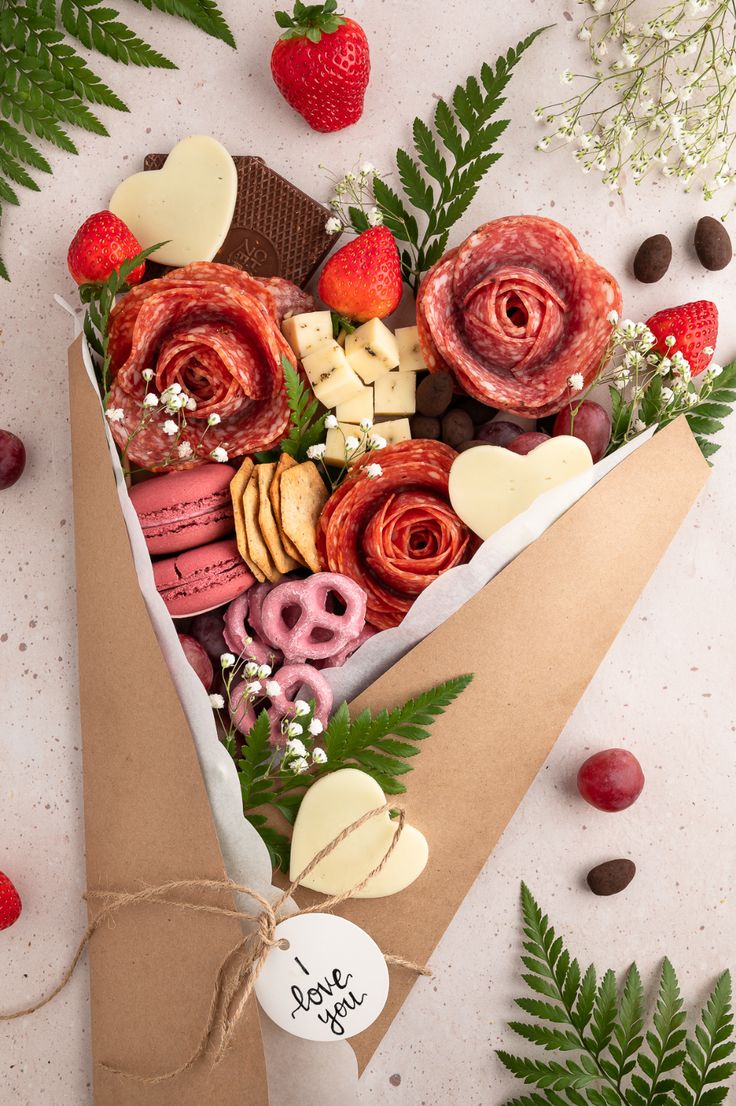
[
  {"xmin": 289, "ymin": 768, "xmax": 428, "ymax": 899},
  {"xmin": 109, "ymin": 135, "xmax": 237, "ymax": 267},
  {"xmin": 449, "ymin": 436, "xmax": 594, "ymax": 541}
]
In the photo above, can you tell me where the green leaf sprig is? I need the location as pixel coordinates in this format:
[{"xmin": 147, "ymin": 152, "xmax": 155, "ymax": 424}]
[
  {"xmin": 328, "ymin": 28, "xmax": 546, "ymax": 295},
  {"xmin": 498, "ymin": 884, "xmax": 735, "ymax": 1106},
  {"xmin": 224, "ymin": 673, "xmax": 474, "ymax": 870},
  {"xmin": 80, "ymin": 242, "xmax": 165, "ymax": 403},
  {"xmin": 274, "ymin": 0, "xmax": 345, "ymax": 44},
  {"xmin": 279, "ymin": 356, "xmax": 328, "ymax": 463},
  {"xmin": 0, "ymin": 0, "xmax": 235, "ymax": 280}
]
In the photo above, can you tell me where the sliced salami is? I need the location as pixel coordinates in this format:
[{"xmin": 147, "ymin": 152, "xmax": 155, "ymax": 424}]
[
  {"xmin": 317, "ymin": 440, "xmax": 475, "ymax": 630},
  {"xmin": 105, "ymin": 265, "xmax": 297, "ymax": 470},
  {"xmin": 417, "ymin": 216, "xmax": 622, "ymax": 417}
]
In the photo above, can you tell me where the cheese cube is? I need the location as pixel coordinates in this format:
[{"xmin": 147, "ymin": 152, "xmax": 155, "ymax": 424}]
[
  {"xmin": 323, "ymin": 422, "xmax": 367, "ymax": 467},
  {"xmin": 373, "ymin": 418, "xmax": 412, "ymax": 447},
  {"xmin": 336, "ymin": 384, "xmax": 374, "ymax": 424},
  {"xmin": 374, "ymin": 372, "xmax": 416, "ymax": 417},
  {"xmin": 282, "ymin": 311, "xmax": 333, "ymax": 360},
  {"xmin": 395, "ymin": 325, "xmax": 426, "ymax": 373},
  {"xmin": 302, "ymin": 341, "xmax": 364, "ymax": 408},
  {"xmin": 345, "ymin": 318, "xmax": 400, "ymax": 384}
]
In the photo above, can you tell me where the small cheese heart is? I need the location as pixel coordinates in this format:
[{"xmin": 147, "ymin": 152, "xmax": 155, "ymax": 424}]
[
  {"xmin": 449, "ymin": 436, "xmax": 594, "ymax": 541},
  {"xmin": 109, "ymin": 135, "xmax": 237, "ymax": 267},
  {"xmin": 289, "ymin": 768, "xmax": 428, "ymax": 899}
]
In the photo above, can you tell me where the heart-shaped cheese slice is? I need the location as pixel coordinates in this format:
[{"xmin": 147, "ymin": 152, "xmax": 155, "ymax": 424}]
[
  {"xmin": 449, "ymin": 436, "xmax": 594, "ymax": 541},
  {"xmin": 109, "ymin": 135, "xmax": 237, "ymax": 267},
  {"xmin": 289, "ymin": 768, "xmax": 428, "ymax": 899}
]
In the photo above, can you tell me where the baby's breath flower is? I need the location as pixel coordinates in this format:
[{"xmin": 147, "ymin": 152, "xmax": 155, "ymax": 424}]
[
  {"xmin": 209, "ymin": 693, "xmax": 225, "ymax": 709},
  {"xmin": 289, "ymin": 756, "xmax": 309, "ymax": 775},
  {"xmin": 211, "ymin": 446, "xmax": 229, "ymax": 463},
  {"xmin": 307, "ymin": 443, "xmax": 326, "ymax": 460},
  {"xmin": 661, "ymin": 386, "xmax": 675, "ymax": 405},
  {"xmin": 106, "ymin": 407, "xmax": 125, "ymax": 423},
  {"xmin": 207, "ymin": 412, "xmax": 222, "ymax": 426},
  {"xmin": 186, "ymin": 397, "xmax": 197, "ymax": 412},
  {"xmin": 665, "ymin": 334, "xmax": 677, "ymax": 348},
  {"xmin": 312, "ymin": 747, "xmax": 328, "ymax": 764},
  {"xmin": 244, "ymin": 661, "xmax": 259, "ymax": 678},
  {"xmin": 325, "ymin": 216, "xmax": 342, "ymax": 234},
  {"xmin": 163, "ymin": 419, "xmax": 178, "ymax": 436},
  {"xmin": 368, "ymin": 434, "xmax": 387, "ymax": 450},
  {"xmin": 633, "ymin": 418, "xmax": 647, "ymax": 432},
  {"xmin": 309, "ymin": 718, "xmax": 324, "ymax": 736},
  {"xmin": 285, "ymin": 737, "xmax": 307, "ymax": 757},
  {"xmin": 702, "ymin": 345, "xmax": 715, "ymax": 357},
  {"xmin": 293, "ymin": 700, "xmax": 310, "ymax": 718},
  {"xmin": 359, "ymin": 417, "xmax": 373, "ymax": 432},
  {"xmin": 366, "ymin": 463, "xmax": 383, "ymax": 478},
  {"xmin": 344, "ymin": 435, "xmax": 360, "ymax": 452},
  {"xmin": 177, "ymin": 441, "xmax": 193, "ymax": 459},
  {"xmin": 143, "ymin": 393, "xmax": 159, "ymax": 408},
  {"xmin": 220, "ymin": 653, "xmax": 236, "ymax": 669},
  {"xmin": 142, "ymin": 368, "xmax": 154, "ymax": 382},
  {"xmin": 245, "ymin": 680, "xmax": 262, "ymax": 696},
  {"xmin": 265, "ymin": 680, "xmax": 282, "ymax": 697},
  {"xmin": 567, "ymin": 372, "xmax": 585, "ymax": 391},
  {"xmin": 607, "ymin": 309, "xmax": 619, "ymax": 325},
  {"xmin": 285, "ymin": 721, "xmax": 304, "ymax": 738},
  {"xmin": 324, "ymin": 413, "xmax": 338, "ymax": 430},
  {"xmin": 367, "ymin": 207, "xmax": 383, "ymax": 227},
  {"xmin": 561, "ymin": 69, "xmax": 574, "ymax": 85},
  {"xmin": 257, "ymin": 664, "xmax": 272, "ymax": 680}
]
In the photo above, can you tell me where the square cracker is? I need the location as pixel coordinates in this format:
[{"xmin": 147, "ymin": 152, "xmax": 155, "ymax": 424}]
[
  {"xmin": 269, "ymin": 453, "xmax": 306, "ymax": 566},
  {"xmin": 229, "ymin": 458, "xmax": 265, "ymax": 583},
  {"xmin": 257, "ymin": 463, "xmax": 300, "ymax": 576},
  {"xmin": 243, "ymin": 469, "xmax": 281, "ymax": 584},
  {"xmin": 280, "ymin": 461, "xmax": 329, "ymax": 573}
]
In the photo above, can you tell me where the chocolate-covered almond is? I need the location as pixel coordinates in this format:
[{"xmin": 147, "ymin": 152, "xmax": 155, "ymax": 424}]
[
  {"xmin": 410, "ymin": 414, "xmax": 442, "ymax": 440},
  {"xmin": 416, "ymin": 371, "xmax": 454, "ymax": 417},
  {"xmin": 633, "ymin": 234, "xmax": 672, "ymax": 283},
  {"xmin": 441, "ymin": 409, "xmax": 474, "ymax": 449},
  {"xmin": 694, "ymin": 216, "xmax": 732, "ymax": 271},
  {"xmin": 586, "ymin": 858, "xmax": 636, "ymax": 896}
]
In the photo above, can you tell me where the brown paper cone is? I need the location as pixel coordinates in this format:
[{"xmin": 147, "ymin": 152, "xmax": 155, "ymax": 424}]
[
  {"xmin": 68, "ymin": 336, "xmax": 268, "ymax": 1106},
  {"xmin": 333, "ymin": 415, "xmax": 709, "ymax": 1071}
]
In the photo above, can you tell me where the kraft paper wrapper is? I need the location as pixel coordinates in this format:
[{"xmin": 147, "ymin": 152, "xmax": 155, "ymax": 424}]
[
  {"xmin": 68, "ymin": 326, "xmax": 709, "ymax": 1097},
  {"xmin": 68, "ymin": 337, "xmax": 268, "ymax": 1106}
]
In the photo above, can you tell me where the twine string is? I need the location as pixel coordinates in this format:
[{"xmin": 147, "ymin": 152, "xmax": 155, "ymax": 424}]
[{"xmin": 1, "ymin": 803, "xmax": 430, "ymax": 1084}]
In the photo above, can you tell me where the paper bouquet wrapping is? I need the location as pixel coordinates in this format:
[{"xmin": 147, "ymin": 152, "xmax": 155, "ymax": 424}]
[{"xmin": 68, "ymin": 327, "xmax": 709, "ymax": 1104}]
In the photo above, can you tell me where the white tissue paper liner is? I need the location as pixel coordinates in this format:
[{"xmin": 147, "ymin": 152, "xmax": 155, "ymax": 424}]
[{"xmin": 72, "ymin": 306, "xmax": 651, "ymax": 1102}]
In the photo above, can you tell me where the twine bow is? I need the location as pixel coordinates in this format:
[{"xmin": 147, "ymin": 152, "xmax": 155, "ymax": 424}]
[{"xmin": 1, "ymin": 803, "xmax": 430, "ymax": 1084}]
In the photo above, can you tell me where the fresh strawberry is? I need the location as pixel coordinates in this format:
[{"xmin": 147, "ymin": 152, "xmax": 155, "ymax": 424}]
[
  {"xmin": 271, "ymin": 1, "xmax": 370, "ymax": 133},
  {"xmin": 0, "ymin": 871, "xmax": 21, "ymax": 931},
  {"xmin": 318, "ymin": 227, "xmax": 402, "ymax": 320},
  {"xmin": 67, "ymin": 210, "xmax": 145, "ymax": 287},
  {"xmin": 646, "ymin": 300, "xmax": 718, "ymax": 377}
]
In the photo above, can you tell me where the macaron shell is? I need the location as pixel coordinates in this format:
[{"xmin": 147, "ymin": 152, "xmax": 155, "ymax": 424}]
[
  {"xmin": 130, "ymin": 465, "xmax": 236, "ymax": 555},
  {"xmin": 154, "ymin": 538, "xmax": 255, "ymax": 617}
]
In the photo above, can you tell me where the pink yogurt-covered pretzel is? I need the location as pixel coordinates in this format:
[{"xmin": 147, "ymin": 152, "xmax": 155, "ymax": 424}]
[
  {"xmin": 314, "ymin": 623, "xmax": 377, "ymax": 670},
  {"xmin": 260, "ymin": 573, "xmax": 367, "ymax": 663},
  {"xmin": 228, "ymin": 663, "xmax": 333, "ymax": 744},
  {"xmin": 223, "ymin": 592, "xmax": 283, "ymax": 668}
]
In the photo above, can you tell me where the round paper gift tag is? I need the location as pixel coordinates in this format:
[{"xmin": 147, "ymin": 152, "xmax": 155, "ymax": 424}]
[{"xmin": 254, "ymin": 913, "xmax": 389, "ymax": 1042}]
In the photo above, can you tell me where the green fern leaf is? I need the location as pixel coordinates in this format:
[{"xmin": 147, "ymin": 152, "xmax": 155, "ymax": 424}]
[
  {"xmin": 130, "ymin": 0, "xmax": 236, "ymax": 47},
  {"xmin": 0, "ymin": 120, "xmax": 51, "ymax": 172},
  {"xmin": 60, "ymin": 0, "xmax": 176, "ymax": 68}
]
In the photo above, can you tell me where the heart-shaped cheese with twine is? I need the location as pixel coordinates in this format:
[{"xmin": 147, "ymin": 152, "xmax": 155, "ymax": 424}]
[
  {"xmin": 449, "ymin": 436, "xmax": 594, "ymax": 541},
  {"xmin": 109, "ymin": 135, "xmax": 237, "ymax": 267},
  {"xmin": 289, "ymin": 768, "xmax": 429, "ymax": 898}
]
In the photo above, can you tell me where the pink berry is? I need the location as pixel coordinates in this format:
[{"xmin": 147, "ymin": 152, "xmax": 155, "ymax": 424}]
[
  {"xmin": 0, "ymin": 429, "xmax": 26, "ymax": 490},
  {"xmin": 577, "ymin": 748, "xmax": 645, "ymax": 812},
  {"xmin": 553, "ymin": 401, "xmax": 611, "ymax": 463},
  {"xmin": 475, "ymin": 420, "xmax": 525, "ymax": 448},
  {"xmin": 507, "ymin": 432, "xmax": 550, "ymax": 456},
  {"xmin": 178, "ymin": 633, "xmax": 214, "ymax": 691}
]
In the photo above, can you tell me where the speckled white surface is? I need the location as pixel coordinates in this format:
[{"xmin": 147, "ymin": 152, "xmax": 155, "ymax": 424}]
[{"xmin": 1, "ymin": 2, "xmax": 735, "ymax": 1103}]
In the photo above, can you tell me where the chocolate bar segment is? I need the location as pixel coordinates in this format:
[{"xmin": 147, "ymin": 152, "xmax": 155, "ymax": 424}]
[{"xmin": 144, "ymin": 153, "xmax": 339, "ymax": 287}]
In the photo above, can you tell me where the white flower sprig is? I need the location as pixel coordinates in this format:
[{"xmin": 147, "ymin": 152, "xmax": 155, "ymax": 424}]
[
  {"xmin": 536, "ymin": 0, "xmax": 736, "ymax": 203},
  {"xmin": 307, "ymin": 418, "xmax": 386, "ymax": 491},
  {"xmin": 321, "ymin": 162, "xmax": 385, "ymax": 235}
]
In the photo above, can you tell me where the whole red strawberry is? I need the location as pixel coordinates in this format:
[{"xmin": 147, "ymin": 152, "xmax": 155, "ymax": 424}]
[
  {"xmin": 0, "ymin": 871, "xmax": 22, "ymax": 931},
  {"xmin": 318, "ymin": 226, "xmax": 402, "ymax": 320},
  {"xmin": 646, "ymin": 300, "xmax": 718, "ymax": 377},
  {"xmin": 67, "ymin": 210, "xmax": 145, "ymax": 287},
  {"xmin": 271, "ymin": 1, "xmax": 370, "ymax": 133}
]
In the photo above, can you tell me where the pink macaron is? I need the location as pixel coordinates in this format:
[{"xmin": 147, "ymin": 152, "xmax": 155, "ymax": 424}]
[
  {"xmin": 153, "ymin": 538, "xmax": 254, "ymax": 617},
  {"xmin": 129, "ymin": 465, "xmax": 236, "ymax": 555}
]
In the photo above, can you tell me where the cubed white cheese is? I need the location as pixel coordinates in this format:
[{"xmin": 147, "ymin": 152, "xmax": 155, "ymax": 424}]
[
  {"xmin": 373, "ymin": 418, "xmax": 412, "ymax": 447},
  {"xmin": 395, "ymin": 325, "xmax": 426, "ymax": 373},
  {"xmin": 323, "ymin": 422, "xmax": 367, "ymax": 467},
  {"xmin": 336, "ymin": 384, "xmax": 374, "ymax": 424},
  {"xmin": 282, "ymin": 311, "xmax": 334, "ymax": 360},
  {"xmin": 373, "ymin": 372, "xmax": 417, "ymax": 417},
  {"xmin": 302, "ymin": 341, "xmax": 364, "ymax": 408},
  {"xmin": 345, "ymin": 317, "xmax": 400, "ymax": 384}
]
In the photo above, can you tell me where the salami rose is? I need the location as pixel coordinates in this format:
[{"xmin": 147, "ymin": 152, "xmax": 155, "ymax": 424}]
[
  {"xmin": 105, "ymin": 264, "xmax": 314, "ymax": 471},
  {"xmin": 317, "ymin": 440, "xmax": 476, "ymax": 630},
  {"xmin": 417, "ymin": 216, "xmax": 622, "ymax": 417}
]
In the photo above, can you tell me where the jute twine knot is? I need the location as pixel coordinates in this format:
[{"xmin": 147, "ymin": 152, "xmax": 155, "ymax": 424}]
[{"xmin": 1, "ymin": 802, "xmax": 430, "ymax": 1084}]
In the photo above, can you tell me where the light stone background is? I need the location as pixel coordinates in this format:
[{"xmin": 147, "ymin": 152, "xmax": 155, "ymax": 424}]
[{"xmin": 1, "ymin": 1, "xmax": 735, "ymax": 1103}]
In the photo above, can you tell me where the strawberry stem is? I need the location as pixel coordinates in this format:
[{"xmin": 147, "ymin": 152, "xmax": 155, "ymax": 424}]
[{"xmin": 274, "ymin": 0, "xmax": 345, "ymax": 42}]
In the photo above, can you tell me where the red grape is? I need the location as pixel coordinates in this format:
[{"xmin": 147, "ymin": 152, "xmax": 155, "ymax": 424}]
[
  {"xmin": 0, "ymin": 429, "xmax": 26, "ymax": 490},
  {"xmin": 507, "ymin": 432, "xmax": 550, "ymax": 455},
  {"xmin": 178, "ymin": 633, "xmax": 214, "ymax": 691},
  {"xmin": 474, "ymin": 419, "xmax": 525, "ymax": 448},
  {"xmin": 553, "ymin": 401, "xmax": 611, "ymax": 463},
  {"xmin": 577, "ymin": 748, "xmax": 644, "ymax": 812},
  {"xmin": 188, "ymin": 609, "xmax": 227, "ymax": 661}
]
